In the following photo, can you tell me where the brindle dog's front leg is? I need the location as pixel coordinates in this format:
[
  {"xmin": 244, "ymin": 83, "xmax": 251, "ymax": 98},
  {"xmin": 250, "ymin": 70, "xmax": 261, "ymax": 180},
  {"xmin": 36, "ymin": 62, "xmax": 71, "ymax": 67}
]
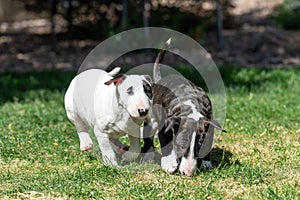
[{"xmin": 159, "ymin": 127, "xmax": 178, "ymax": 174}]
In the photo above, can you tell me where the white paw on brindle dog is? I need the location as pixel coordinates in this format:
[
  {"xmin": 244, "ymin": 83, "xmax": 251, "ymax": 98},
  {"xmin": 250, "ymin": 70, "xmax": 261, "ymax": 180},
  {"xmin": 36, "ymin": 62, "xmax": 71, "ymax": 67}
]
[
  {"xmin": 64, "ymin": 67, "xmax": 152, "ymax": 166},
  {"xmin": 143, "ymin": 38, "xmax": 226, "ymax": 177}
]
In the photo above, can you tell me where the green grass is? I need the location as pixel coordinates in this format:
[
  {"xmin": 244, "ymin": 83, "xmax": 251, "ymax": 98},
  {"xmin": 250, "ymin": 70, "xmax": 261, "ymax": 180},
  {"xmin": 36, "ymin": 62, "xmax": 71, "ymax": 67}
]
[{"xmin": 0, "ymin": 68, "xmax": 300, "ymax": 199}]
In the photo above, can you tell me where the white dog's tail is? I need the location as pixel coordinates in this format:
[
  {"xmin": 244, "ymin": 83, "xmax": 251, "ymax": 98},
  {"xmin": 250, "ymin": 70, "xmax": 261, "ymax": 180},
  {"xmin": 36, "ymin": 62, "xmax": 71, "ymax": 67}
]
[
  {"xmin": 153, "ymin": 38, "xmax": 171, "ymax": 83},
  {"xmin": 108, "ymin": 67, "xmax": 121, "ymax": 76}
]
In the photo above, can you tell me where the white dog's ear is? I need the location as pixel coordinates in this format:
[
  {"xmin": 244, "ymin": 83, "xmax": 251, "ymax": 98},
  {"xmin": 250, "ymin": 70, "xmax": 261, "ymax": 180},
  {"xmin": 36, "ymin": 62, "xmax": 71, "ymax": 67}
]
[
  {"xmin": 144, "ymin": 75, "xmax": 153, "ymax": 85},
  {"xmin": 104, "ymin": 74, "xmax": 126, "ymax": 86}
]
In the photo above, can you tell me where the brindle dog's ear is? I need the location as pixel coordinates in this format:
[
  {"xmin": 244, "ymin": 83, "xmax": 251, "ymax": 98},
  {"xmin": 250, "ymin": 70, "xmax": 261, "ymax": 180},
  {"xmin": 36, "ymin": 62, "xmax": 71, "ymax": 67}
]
[
  {"xmin": 164, "ymin": 116, "xmax": 179, "ymax": 133},
  {"xmin": 165, "ymin": 117, "xmax": 174, "ymax": 133},
  {"xmin": 104, "ymin": 74, "xmax": 126, "ymax": 86},
  {"xmin": 201, "ymin": 118, "xmax": 227, "ymax": 133}
]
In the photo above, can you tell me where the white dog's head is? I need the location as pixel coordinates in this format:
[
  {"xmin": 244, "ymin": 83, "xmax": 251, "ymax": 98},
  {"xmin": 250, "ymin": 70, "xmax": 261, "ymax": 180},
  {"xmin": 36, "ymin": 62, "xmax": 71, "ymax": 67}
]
[{"xmin": 105, "ymin": 74, "xmax": 152, "ymax": 119}]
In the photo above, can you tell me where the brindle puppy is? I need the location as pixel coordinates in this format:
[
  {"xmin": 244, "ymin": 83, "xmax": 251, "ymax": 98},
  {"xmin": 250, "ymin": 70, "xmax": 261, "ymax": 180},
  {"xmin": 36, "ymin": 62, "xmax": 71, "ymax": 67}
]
[{"xmin": 143, "ymin": 39, "xmax": 225, "ymax": 176}]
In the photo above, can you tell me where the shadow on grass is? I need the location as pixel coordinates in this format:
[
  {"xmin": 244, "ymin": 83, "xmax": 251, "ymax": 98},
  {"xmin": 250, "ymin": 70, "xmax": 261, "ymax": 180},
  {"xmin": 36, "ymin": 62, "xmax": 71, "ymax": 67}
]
[
  {"xmin": 0, "ymin": 71, "xmax": 76, "ymax": 104},
  {"xmin": 211, "ymin": 146, "xmax": 240, "ymax": 169},
  {"xmin": 88, "ymin": 143, "xmax": 238, "ymax": 173}
]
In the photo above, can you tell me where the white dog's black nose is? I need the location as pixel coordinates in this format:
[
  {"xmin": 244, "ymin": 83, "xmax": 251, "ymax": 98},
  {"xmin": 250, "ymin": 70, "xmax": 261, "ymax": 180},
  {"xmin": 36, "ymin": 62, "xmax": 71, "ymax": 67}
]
[{"xmin": 138, "ymin": 108, "xmax": 148, "ymax": 117}]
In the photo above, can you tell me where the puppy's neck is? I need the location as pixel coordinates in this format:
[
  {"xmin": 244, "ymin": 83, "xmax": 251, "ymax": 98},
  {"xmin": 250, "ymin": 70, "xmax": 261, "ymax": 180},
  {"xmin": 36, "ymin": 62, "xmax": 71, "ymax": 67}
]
[
  {"xmin": 112, "ymin": 94, "xmax": 129, "ymax": 121},
  {"xmin": 131, "ymin": 118, "xmax": 144, "ymax": 126}
]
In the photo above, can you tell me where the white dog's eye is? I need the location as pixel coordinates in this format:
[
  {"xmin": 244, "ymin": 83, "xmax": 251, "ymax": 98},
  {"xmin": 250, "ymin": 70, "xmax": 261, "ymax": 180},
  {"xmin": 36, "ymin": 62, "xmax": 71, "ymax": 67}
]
[{"xmin": 127, "ymin": 86, "xmax": 134, "ymax": 95}]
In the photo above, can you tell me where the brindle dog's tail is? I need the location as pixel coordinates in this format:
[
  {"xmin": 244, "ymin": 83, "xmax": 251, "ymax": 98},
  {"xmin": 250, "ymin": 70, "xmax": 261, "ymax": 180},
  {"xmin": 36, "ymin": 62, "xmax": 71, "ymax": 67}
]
[{"xmin": 153, "ymin": 38, "xmax": 171, "ymax": 83}]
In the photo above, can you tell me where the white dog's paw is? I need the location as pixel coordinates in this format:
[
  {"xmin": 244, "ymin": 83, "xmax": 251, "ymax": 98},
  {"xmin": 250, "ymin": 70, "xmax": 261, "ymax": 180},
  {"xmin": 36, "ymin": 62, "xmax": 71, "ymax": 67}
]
[
  {"xmin": 79, "ymin": 132, "xmax": 93, "ymax": 151},
  {"xmin": 122, "ymin": 151, "xmax": 139, "ymax": 162},
  {"xmin": 162, "ymin": 160, "xmax": 178, "ymax": 174},
  {"xmin": 161, "ymin": 151, "xmax": 178, "ymax": 174},
  {"xmin": 200, "ymin": 160, "xmax": 213, "ymax": 169},
  {"xmin": 80, "ymin": 142, "xmax": 93, "ymax": 151},
  {"xmin": 102, "ymin": 156, "xmax": 119, "ymax": 167}
]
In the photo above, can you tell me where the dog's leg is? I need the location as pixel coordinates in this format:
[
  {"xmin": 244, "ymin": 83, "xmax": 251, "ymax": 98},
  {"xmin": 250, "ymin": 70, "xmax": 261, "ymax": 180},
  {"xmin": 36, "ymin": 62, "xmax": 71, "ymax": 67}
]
[
  {"xmin": 141, "ymin": 137, "xmax": 155, "ymax": 163},
  {"xmin": 111, "ymin": 139, "xmax": 129, "ymax": 154},
  {"xmin": 142, "ymin": 137, "xmax": 154, "ymax": 153},
  {"xmin": 142, "ymin": 124, "xmax": 154, "ymax": 152},
  {"xmin": 78, "ymin": 131, "xmax": 93, "ymax": 152},
  {"xmin": 200, "ymin": 152, "xmax": 213, "ymax": 169},
  {"xmin": 69, "ymin": 114, "xmax": 93, "ymax": 151},
  {"xmin": 141, "ymin": 124, "xmax": 156, "ymax": 162},
  {"xmin": 94, "ymin": 127, "xmax": 118, "ymax": 166},
  {"xmin": 122, "ymin": 135, "xmax": 141, "ymax": 162},
  {"xmin": 159, "ymin": 128, "xmax": 178, "ymax": 174}
]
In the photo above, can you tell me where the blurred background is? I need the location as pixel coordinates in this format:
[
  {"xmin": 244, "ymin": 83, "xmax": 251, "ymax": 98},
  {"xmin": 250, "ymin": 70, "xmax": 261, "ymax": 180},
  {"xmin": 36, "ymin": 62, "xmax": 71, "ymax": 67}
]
[{"xmin": 0, "ymin": 0, "xmax": 299, "ymax": 72}]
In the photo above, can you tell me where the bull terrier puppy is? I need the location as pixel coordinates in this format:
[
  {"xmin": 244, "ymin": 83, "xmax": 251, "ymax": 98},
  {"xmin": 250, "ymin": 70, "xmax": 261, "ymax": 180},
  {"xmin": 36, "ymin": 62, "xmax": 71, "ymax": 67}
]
[
  {"xmin": 143, "ymin": 39, "xmax": 225, "ymax": 176},
  {"xmin": 65, "ymin": 68, "xmax": 152, "ymax": 166}
]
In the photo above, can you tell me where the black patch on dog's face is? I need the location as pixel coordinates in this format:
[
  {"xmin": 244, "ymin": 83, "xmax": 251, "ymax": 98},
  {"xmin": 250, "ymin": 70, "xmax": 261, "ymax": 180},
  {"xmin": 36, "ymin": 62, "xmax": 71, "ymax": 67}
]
[
  {"xmin": 127, "ymin": 86, "xmax": 134, "ymax": 95},
  {"xmin": 143, "ymin": 80, "xmax": 152, "ymax": 99},
  {"xmin": 174, "ymin": 118, "xmax": 208, "ymax": 162}
]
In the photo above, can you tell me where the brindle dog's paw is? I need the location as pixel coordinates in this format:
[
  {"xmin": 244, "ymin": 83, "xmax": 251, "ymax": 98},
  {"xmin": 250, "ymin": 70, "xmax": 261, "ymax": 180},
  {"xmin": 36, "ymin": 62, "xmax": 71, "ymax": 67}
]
[
  {"xmin": 162, "ymin": 160, "xmax": 178, "ymax": 174},
  {"xmin": 161, "ymin": 155, "xmax": 178, "ymax": 174}
]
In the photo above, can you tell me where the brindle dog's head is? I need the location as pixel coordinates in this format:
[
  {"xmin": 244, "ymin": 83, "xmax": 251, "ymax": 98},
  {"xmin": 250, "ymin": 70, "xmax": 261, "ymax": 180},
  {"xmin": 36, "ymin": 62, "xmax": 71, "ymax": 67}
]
[{"xmin": 173, "ymin": 117, "xmax": 224, "ymax": 176}]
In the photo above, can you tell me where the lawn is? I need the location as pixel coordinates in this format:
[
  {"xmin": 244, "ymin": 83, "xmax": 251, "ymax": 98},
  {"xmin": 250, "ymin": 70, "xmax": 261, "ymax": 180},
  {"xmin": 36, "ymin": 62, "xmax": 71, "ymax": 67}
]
[{"xmin": 0, "ymin": 67, "xmax": 299, "ymax": 199}]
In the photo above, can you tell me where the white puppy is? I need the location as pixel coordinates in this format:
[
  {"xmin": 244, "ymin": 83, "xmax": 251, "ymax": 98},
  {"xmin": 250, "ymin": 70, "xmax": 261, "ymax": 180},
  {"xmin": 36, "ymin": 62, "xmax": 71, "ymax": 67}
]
[{"xmin": 64, "ymin": 68, "xmax": 152, "ymax": 166}]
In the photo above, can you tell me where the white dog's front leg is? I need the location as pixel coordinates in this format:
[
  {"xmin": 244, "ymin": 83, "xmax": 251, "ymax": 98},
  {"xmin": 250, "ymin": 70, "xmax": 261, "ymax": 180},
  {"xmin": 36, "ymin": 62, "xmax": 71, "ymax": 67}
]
[
  {"xmin": 161, "ymin": 150, "xmax": 178, "ymax": 174},
  {"xmin": 122, "ymin": 135, "xmax": 141, "ymax": 162},
  {"xmin": 94, "ymin": 128, "xmax": 118, "ymax": 166},
  {"xmin": 78, "ymin": 132, "xmax": 93, "ymax": 151},
  {"xmin": 68, "ymin": 114, "xmax": 93, "ymax": 152}
]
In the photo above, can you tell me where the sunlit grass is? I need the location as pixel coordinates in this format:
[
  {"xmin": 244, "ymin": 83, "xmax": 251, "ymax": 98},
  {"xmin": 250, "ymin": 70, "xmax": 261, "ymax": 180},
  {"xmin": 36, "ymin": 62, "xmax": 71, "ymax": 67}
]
[{"xmin": 0, "ymin": 68, "xmax": 299, "ymax": 199}]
